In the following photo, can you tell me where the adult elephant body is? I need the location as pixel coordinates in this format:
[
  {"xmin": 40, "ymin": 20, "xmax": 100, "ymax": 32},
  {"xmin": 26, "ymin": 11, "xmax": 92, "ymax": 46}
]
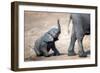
[
  {"xmin": 68, "ymin": 13, "xmax": 90, "ymax": 57},
  {"xmin": 33, "ymin": 20, "xmax": 61, "ymax": 57}
]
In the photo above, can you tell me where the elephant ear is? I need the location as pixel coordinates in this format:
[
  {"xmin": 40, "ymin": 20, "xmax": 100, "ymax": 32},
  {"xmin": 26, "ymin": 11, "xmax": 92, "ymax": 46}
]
[{"xmin": 43, "ymin": 33, "xmax": 54, "ymax": 42}]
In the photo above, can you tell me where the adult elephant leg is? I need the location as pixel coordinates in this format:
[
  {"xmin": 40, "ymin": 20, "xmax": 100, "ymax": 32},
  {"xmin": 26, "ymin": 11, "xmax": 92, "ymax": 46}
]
[
  {"xmin": 68, "ymin": 31, "xmax": 76, "ymax": 56},
  {"xmin": 77, "ymin": 38, "xmax": 87, "ymax": 57}
]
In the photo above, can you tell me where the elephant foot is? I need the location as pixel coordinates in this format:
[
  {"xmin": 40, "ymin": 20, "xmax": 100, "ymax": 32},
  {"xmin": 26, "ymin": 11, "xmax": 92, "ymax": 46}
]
[
  {"xmin": 37, "ymin": 53, "xmax": 43, "ymax": 56},
  {"xmin": 44, "ymin": 54, "xmax": 51, "ymax": 57},
  {"xmin": 68, "ymin": 51, "xmax": 76, "ymax": 56},
  {"xmin": 53, "ymin": 53, "xmax": 60, "ymax": 56},
  {"xmin": 78, "ymin": 51, "xmax": 87, "ymax": 57},
  {"xmin": 42, "ymin": 52, "xmax": 50, "ymax": 57}
]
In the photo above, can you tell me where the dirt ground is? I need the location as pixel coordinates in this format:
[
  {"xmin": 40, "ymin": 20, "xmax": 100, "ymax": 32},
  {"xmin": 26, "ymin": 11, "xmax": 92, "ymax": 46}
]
[{"xmin": 24, "ymin": 11, "xmax": 90, "ymax": 61}]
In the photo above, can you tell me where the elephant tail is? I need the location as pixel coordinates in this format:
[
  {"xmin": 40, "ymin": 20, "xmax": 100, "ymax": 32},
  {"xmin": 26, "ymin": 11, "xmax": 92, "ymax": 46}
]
[{"xmin": 67, "ymin": 14, "xmax": 72, "ymax": 34}]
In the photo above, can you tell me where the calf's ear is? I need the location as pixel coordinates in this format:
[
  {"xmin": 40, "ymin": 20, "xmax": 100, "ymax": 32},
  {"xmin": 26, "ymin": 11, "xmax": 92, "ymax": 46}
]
[{"xmin": 43, "ymin": 34, "xmax": 53, "ymax": 42}]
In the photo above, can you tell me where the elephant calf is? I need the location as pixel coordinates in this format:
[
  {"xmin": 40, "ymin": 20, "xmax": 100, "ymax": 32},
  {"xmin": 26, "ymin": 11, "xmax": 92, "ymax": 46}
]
[{"xmin": 33, "ymin": 20, "xmax": 61, "ymax": 57}]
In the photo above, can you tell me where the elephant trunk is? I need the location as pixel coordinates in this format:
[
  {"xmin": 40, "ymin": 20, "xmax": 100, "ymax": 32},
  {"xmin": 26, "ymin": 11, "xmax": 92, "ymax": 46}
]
[{"xmin": 57, "ymin": 19, "xmax": 61, "ymax": 33}]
